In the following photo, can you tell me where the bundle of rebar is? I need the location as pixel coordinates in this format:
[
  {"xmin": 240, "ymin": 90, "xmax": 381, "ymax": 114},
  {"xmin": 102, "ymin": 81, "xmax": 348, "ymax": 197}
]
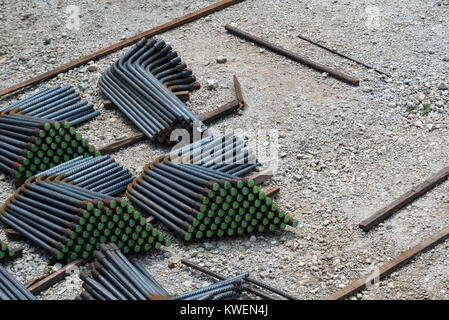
[
  {"xmin": 126, "ymin": 161, "xmax": 297, "ymax": 241},
  {"xmin": 0, "ymin": 179, "xmax": 170, "ymax": 260},
  {"xmin": 0, "ymin": 265, "xmax": 36, "ymax": 300},
  {"xmin": 0, "ymin": 113, "xmax": 99, "ymax": 180},
  {"xmin": 171, "ymin": 272, "xmax": 248, "ymax": 300},
  {"xmin": 99, "ymin": 37, "xmax": 205, "ymax": 143},
  {"xmin": 0, "ymin": 239, "xmax": 19, "ymax": 261},
  {"xmin": 36, "ymin": 155, "xmax": 134, "ymax": 196},
  {"xmin": 76, "ymin": 243, "xmax": 169, "ymax": 300},
  {"xmin": 167, "ymin": 133, "xmax": 261, "ymax": 176},
  {"xmin": 0, "ymin": 86, "xmax": 99, "ymax": 126}
]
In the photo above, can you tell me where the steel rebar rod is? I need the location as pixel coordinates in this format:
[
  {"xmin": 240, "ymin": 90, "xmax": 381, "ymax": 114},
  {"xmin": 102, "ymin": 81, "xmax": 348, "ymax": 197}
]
[{"xmin": 225, "ymin": 24, "xmax": 360, "ymax": 86}]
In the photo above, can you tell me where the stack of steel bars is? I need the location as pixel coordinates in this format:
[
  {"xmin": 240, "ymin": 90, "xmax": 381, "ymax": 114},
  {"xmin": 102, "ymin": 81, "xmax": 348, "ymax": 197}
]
[
  {"xmin": 171, "ymin": 272, "xmax": 248, "ymax": 300},
  {"xmin": 0, "ymin": 86, "xmax": 99, "ymax": 126},
  {"xmin": 0, "ymin": 113, "xmax": 99, "ymax": 180},
  {"xmin": 0, "ymin": 265, "xmax": 36, "ymax": 300},
  {"xmin": 35, "ymin": 155, "xmax": 134, "ymax": 196},
  {"xmin": 76, "ymin": 244, "xmax": 169, "ymax": 300},
  {"xmin": 99, "ymin": 37, "xmax": 204, "ymax": 143},
  {"xmin": 126, "ymin": 161, "xmax": 297, "ymax": 241},
  {"xmin": 0, "ymin": 179, "xmax": 170, "ymax": 261},
  {"xmin": 0, "ymin": 239, "xmax": 18, "ymax": 261},
  {"xmin": 167, "ymin": 132, "xmax": 261, "ymax": 176}
]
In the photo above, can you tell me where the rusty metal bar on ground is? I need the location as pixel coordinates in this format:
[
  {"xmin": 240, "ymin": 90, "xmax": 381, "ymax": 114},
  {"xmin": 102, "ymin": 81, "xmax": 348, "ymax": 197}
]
[
  {"xmin": 0, "ymin": 0, "xmax": 247, "ymax": 99},
  {"xmin": 233, "ymin": 75, "xmax": 245, "ymax": 109},
  {"xmin": 297, "ymin": 34, "xmax": 391, "ymax": 77},
  {"xmin": 359, "ymin": 165, "xmax": 449, "ymax": 231},
  {"xmin": 181, "ymin": 259, "xmax": 298, "ymax": 300},
  {"xmin": 198, "ymin": 99, "xmax": 240, "ymax": 123},
  {"xmin": 225, "ymin": 24, "xmax": 359, "ymax": 86},
  {"xmin": 326, "ymin": 225, "xmax": 449, "ymax": 300},
  {"xmin": 26, "ymin": 259, "xmax": 88, "ymax": 295},
  {"xmin": 180, "ymin": 259, "xmax": 276, "ymax": 300}
]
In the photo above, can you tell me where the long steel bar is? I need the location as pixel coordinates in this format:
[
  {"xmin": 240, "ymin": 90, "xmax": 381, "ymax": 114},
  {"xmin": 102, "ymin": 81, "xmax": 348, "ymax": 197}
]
[
  {"xmin": 297, "ymin": 34, "xmax": 391, "ymax": 77},
  {"xmin": 225, "ymin": 24, "xmax": 359, "ymax": 86},
  {"xmin": 0, "ymin": 0, "xmax": 246, "ymax": 99}
]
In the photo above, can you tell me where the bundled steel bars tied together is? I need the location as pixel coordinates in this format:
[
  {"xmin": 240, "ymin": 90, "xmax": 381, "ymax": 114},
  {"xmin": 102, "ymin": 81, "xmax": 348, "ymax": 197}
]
[
  {"xmin": 0, "ymin": 178, "xmax": 170, "ymax": 261},
  {"xmin": 0, "ymin": 86, "xmax": 99, "ymax": 126},
  {"xmin": 0, "ymin": 239, "xmax": 19, "ymax": 261},
  {"xmin": 167, "ymin": 133, "xmax": 261, "ymax": 176},
  {"xmin": 35, "ymin": 155, "xmax": 134, "ymax": 196},
  {"xmin": 99, "ymin": 37, "xmax": 205, "ymax": 143},
  {"xmin": 126, "ymin": 161, "xmax": 298, "ymax": 241},
  {"xmin": 171, "ymin": 272, "xmax": 248, "ymax": 300},
  {"xmin": 0, "ymin": 112, "xmax": 99, "ymax": 180},
  {"xmin": 0, "ymin": 265, "xmax": 36, "ymax": 300},
  {"xmin": 76, "ymin": 243, "xmax": 169, "ymax": 300}
]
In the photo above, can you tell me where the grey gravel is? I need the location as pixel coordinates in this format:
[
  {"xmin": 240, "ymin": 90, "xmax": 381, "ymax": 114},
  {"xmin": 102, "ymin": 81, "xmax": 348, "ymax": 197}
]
[
  {"xmin": 1, "ymin": 0, "xmax": 449, "ymax": 301},
  {"xmin": 206, "ymin": 79, "xmax": 219, "ymax": 90}
]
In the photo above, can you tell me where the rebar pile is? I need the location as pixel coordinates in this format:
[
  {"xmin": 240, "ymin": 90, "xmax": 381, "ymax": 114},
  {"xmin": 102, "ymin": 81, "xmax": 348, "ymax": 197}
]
[
  {"xmin": 99, "ymin": 37, "xmax": 204, "ymax": 143},
  {"xmin": 76, "ymin": 243, "xmax": 169, "ymax": 300},
  {"xmin": 0, "ymin": 179, "xmax": 170, "ymax": 260},
  {"xmin": 36, "ymin": 155, "xmax": 134, "ymax": 196},
  {"xmin": 0, "ymin": 239, "xmax": 19, "ymax": 261},
  {"xmin": 0, "ymin": 265, "xmax": 36, "ymax": 300},
  {"xmin": 171, "ymin": 272, "xmax": 248, "ymax": 300},
  {"xmin": 0, "ymin": 86, "xmax": 99, "ymax": 126},
  {"xmin": 167, "ymin": 132, "xmax": 261, "ymax": 176},
  {"xmin": 0, "ymin": 113, "xmax": 99, "ymax": 180},
  {"xmin": 126, "ymin": 161, "xmax": 297, "ymax": 241}
]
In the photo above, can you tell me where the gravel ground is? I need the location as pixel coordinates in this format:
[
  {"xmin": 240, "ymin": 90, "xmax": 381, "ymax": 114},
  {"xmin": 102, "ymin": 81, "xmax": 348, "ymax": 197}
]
[{"xmin": 1, "ymin": 0, "xmax": 449, "ymax": 300}]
